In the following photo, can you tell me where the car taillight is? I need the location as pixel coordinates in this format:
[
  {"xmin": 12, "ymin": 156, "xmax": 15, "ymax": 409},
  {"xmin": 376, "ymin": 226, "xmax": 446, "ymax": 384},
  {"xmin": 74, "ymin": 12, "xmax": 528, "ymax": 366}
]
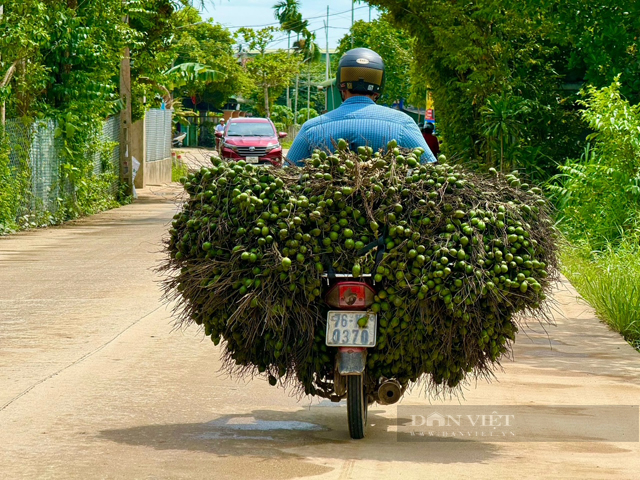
[{"xmin": 324, "ymin": 282, "xmax": 376, "ymax": 309}]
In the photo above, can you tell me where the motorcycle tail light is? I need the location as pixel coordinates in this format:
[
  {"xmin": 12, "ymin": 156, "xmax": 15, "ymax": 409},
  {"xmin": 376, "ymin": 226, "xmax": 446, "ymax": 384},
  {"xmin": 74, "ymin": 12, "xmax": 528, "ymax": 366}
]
[{"xmin": 324, "ymin": 282, "xmax": 376, "ymax": 309}]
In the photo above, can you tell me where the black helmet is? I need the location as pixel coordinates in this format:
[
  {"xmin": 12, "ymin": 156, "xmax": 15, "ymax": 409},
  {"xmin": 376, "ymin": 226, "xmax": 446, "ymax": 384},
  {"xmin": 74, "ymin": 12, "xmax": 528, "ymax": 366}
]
[{"xmin": 336, "ymin": 48, "xmax": 385, "ymax": 95}]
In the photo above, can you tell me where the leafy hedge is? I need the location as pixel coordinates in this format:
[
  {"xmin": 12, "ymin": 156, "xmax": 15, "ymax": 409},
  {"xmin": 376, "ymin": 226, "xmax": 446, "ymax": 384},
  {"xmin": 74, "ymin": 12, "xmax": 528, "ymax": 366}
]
[
  {"xmin": 369, "ymin": 0, "xmax": 640, "ymax": 181},
  {"xmin": 0, "ymin": 133, "xmax": 29, "ymax": 234}
]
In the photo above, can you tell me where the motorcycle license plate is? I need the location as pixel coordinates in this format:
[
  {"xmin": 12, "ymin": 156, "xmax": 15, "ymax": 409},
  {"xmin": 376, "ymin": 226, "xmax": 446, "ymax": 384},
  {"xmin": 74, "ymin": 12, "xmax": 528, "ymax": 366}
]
[
  {"xmin": 326, "ymin": 311, "xmax": 377, "ymax": 347},
  {"xmin": 245, "ymin": 156, "xmax": 259, "ymax": 163}
]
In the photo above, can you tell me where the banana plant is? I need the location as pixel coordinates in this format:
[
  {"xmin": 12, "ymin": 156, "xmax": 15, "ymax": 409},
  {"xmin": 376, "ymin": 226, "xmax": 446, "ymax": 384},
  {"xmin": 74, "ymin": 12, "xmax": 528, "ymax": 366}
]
[
  {"xmin": 139, "ymin": 62, "xmax": 223, "ymax": 109},
  {"xmin": 164, "ymin": 62, "xmax": 221, "ymax": 87}
]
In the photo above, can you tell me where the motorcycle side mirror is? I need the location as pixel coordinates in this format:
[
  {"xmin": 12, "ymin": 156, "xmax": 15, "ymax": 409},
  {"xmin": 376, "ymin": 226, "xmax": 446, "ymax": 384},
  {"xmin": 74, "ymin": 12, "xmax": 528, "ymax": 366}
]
[{"xmin": 278, "ymin": 132, "xmax": 288, "ymax": 138}]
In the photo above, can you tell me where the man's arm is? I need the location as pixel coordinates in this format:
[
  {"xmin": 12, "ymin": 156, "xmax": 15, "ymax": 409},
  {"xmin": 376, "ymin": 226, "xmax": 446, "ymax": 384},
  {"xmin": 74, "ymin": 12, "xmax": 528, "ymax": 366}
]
[
  {"xmin": 285, "ymin": 125, "xmax": 311, "ymax": 166},
  {"xmin": 400, "ymin": 121, "xmax": 437, "ymax": 163}
]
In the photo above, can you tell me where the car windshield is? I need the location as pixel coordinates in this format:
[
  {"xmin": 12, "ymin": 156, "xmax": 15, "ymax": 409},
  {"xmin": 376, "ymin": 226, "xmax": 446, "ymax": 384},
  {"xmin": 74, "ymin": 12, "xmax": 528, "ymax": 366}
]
[{"xmin": 226, "ymin": 122, "xmax": 275, "ymax": 137}]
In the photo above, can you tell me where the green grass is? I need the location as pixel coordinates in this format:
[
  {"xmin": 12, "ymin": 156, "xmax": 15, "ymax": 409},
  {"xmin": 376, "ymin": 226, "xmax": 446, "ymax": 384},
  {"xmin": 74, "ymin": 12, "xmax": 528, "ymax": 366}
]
[
  {"xmin": 280, "ymin": 139, "xmax": 293, "ymax": 150},
  {"xmin": 562, "ymin": 244, "xmax": 640, "ymax": 352},
  {"xmin": 172, "ymin": 157, "xmax": 189, "ymax": 182}
]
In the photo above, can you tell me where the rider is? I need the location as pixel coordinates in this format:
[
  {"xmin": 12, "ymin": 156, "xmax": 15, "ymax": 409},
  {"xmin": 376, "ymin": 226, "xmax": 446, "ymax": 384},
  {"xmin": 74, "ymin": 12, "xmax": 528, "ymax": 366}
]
[
  {"xmin": 215, "ymin": 119, "xmax": 226, "ymax": 150},
  {"xmin": 421, "ymin": 123, "xmax": 440, "ymax": 156},
  {"xmin": 287, "ymin": 48, "xmax": 436, "ymax": 166}
]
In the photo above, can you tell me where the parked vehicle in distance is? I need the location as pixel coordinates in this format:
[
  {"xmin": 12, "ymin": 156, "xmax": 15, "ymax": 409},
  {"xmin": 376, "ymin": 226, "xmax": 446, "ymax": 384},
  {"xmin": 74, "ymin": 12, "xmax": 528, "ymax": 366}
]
[{"xmin": 215, "ymin": 118, "xmax": 287, "ymax": 167}]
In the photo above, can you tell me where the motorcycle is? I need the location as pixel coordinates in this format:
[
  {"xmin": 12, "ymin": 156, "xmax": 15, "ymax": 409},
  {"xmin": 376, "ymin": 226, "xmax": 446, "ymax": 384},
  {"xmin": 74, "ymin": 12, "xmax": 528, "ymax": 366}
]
[{"xmin": 322, "ymin": 273, "xmax": 405, "ymax": 439}]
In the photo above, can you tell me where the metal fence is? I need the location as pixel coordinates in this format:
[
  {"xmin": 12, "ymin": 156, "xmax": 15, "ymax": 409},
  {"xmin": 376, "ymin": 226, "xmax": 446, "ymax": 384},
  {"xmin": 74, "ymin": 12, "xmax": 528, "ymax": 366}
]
[
  {"xmin": 96, "ymin": 116, "xmax": 120, "ymax": 196},
  {"xmin": 145, "ymin": 109, "xmax": 172, "ymax": 163},
  {"xmin": 30, "ymin": 120, "xmax": 64, "ymax": 214},
  {"xmin": 6, "ymin": 119, "xmax": 32, "ymax": 171},
  {"xmin": 6, "ymin": 119, "xmax": 63, "ymax": 215},
  {"xmin": 4, "ymin": 116, "xmax": 120, "ymax": 219}
]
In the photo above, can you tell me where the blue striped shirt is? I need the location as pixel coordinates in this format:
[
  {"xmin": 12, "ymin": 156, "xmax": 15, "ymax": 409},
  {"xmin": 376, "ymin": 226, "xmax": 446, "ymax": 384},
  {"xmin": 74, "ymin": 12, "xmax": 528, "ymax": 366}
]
[{"xmin": 287, "ymin": 96, "xmax": 437, "ymax": 166}]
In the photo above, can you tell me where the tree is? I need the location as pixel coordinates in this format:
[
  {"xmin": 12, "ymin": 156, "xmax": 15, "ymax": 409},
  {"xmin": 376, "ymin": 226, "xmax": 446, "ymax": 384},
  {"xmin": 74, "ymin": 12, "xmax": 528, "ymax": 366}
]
[
  {"xmin": 161, "ymin": 62, "xmax": 222, "ymax": 108},
  {"xmin": 292, "ymin": 30, "xmax": 321, "ymax": 123},
  {"xmin": 547, "ymin": 0, "xmax": 640, "ymax": 102},
  {"xmin": 282, "ymin": 8, "xmax": 310, "ymax": 123},
  {"xmin": 296, "ymin": 107, "xmax": 318, "ymax": 125},
  {"xmin": 273, "ymin": 0, "xmax": 303, "ymax": 109},
  {"xmin": 0, "ymin": 1, "xmax": 49, "ymax": 122},
  {"xmin": 237, "ymin": 27, "xmax": 300, "ymax": 117},
  {"xmin": 131, "ymin": 6, "xmax": 249, "ymax": 118},
  {"xmin": 368, "ymin": 0, "xmax": 640, "ymax": 180},
  {"xmin": 0, "ymin": 0, "xmax": 233, "ymax": 222},
  {"xmin": 1, "ymin": 0, "xmax": 127, "ymax": 120},
  {"xmin": 270, "ymin": 104, "xmax": 294, "ymax": 127},
  {"xmin": 0, "ymin": 0, "xmax": 134, "ymax": 220},
  {"xmin": 334, "ymin": 15, "xmax": 412, "ymax": 106}
]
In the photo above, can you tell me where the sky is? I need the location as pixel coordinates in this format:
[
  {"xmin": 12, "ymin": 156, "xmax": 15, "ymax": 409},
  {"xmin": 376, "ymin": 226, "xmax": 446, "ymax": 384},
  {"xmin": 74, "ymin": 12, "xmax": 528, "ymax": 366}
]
[{"xmin": 200, "ymin": 0, "xmax": 380, "ymax": 50}]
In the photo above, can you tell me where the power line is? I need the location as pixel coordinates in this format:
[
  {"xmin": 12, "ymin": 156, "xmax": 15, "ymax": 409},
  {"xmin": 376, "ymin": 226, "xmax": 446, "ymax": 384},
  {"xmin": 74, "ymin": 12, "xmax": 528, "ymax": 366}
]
[
  {"xmin": 265, "ymin": 26, "xmax": 327, "ymax": 47},
  {"xmin": 222, "ymin": 5, "xmax": 370, "ymax": 30}
]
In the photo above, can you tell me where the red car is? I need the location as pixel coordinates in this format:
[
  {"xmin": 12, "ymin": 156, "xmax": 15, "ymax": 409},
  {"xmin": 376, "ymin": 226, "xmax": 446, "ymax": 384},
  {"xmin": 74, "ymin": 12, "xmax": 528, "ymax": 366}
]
[{"xmin": 216, "ymin": 118, "xmax": 287, "ymax": 167}]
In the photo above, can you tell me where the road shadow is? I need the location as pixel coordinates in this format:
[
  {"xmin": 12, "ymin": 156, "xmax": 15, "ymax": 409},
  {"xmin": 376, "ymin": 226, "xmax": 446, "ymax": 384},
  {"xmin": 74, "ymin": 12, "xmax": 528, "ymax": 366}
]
[{"xmin": 98, "ymin": 405, "xmax": 500, "ymax": 466}]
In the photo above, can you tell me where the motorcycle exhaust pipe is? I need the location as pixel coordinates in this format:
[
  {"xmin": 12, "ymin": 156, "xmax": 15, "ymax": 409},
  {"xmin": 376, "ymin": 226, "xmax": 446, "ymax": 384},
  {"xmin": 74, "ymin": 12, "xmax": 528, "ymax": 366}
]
[{"xmin": 377, "ymin": 379, "xmax": 403, "ymax": 405}]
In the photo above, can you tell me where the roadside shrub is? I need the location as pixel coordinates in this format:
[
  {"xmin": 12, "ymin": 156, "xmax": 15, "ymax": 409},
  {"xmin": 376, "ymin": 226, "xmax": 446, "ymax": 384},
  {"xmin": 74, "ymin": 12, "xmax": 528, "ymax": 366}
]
[
  {"xmin": 296, "ymin": 107, "xmax": 317, "ymax": 125},
  {"xmin": 562, "ymin": 243, "xmax": 640, "ymax": 352},
  {"xmin": 549, "ymin": 78, "xmax": 640, "ymax": 249},
  {"xmin": 0, "ymin": 131, "xmax": 29, "ymax": 234},
  {"xmin": 270, "ymin": 105, "xmax": 294, "ymax": 127}
]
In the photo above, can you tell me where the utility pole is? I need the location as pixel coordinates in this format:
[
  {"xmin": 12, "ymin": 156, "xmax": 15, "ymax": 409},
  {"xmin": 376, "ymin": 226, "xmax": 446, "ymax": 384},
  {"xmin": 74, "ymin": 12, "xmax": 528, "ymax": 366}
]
[
  {"xmin": 325, "ymin": 6, "xmax": 330, "ymax": 81},
  {"xmin": 351, "ymin": 2, "xmax": 354, "ymax": 48},
  {"xmin": 286, "ymin": 33, "xmax": 291, "ymax": 109},
  {"xmin": 307, "ymin": 58, "xmax": 311, "ymax": 121},
  {"xmin": 120, "ymin": 3, "xmax": 133, "ymax": 195},
  {"xmin": 323, "ymin": 8, "xmax": 330, "ymax": 113},
  {"xmin": 0, "ymin": 4, "xmax": 5, "ymax": 126}
]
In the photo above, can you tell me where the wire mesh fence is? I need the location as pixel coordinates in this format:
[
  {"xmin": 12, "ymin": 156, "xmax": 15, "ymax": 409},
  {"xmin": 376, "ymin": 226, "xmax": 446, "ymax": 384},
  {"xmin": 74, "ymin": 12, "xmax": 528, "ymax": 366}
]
[
  {"xmin": 96, "ymin": 116, "xmax": 121, "ymax": 197},
  {"xmin": 34, "ymin": 120, "xmax": 63, "ymax": 215},
  {"xmin": 3, "ymin": 116, "xmax": 120, "ymax": 223},
  {"xmin": 6, "ymin": 119, "xmax": 31, "ymax": 171}
]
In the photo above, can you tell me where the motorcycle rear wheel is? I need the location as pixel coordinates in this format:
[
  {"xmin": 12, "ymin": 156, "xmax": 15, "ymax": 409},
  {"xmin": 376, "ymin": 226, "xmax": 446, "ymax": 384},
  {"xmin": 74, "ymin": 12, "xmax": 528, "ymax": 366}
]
[{"xmin": 347, "ymin": 374, "xmax": 367, "ymax": 439}]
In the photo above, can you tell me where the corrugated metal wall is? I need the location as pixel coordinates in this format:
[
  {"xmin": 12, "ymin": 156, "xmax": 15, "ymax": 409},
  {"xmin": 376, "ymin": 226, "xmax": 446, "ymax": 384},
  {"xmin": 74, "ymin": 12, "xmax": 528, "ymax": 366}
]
[{"xmin": 145, "ymin": 109, "xmax": 172, "ymax": 163}]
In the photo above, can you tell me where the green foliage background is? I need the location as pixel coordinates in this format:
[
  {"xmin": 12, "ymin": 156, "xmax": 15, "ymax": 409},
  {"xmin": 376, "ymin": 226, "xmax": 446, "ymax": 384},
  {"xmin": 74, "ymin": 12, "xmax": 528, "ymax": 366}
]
[
  {"xmin": 130, "ymin": 5, "xmax": 252, "ymax": 120},
  {"xmin": 0, "ymin": 1, "xmax": 242, "ymax": 231},
  {"xmin": 550, "ymin": 79, "xmax": 640, "ymax": 250},
  {"xmin": 0, "ymin": 131, "xmax": 30, "ymax": 233},
  {"xmin": 368, "ymin": 0, "xmax": 640, "ymax": 181},
  {"xmin": 0, "ymin": 0, "xmax": 133, "ymax": 230},
  {"xmin": 334, "ymin": 15, "xmax": 412, "ymax": 106}
]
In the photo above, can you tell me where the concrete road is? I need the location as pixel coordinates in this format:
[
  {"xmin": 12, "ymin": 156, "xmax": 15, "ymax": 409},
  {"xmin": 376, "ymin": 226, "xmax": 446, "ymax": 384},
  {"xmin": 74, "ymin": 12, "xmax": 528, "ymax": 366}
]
[
  {"xmin": 172, "ymin": 146, "xmax": 291, "ymax": 170},
  {"xmin": 173, "ymin": 147, "xmax": 217, "ymax": 170},
  {"xmin": 0, "ymin": 185, "xmax": 639, "ymax": 480}
]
